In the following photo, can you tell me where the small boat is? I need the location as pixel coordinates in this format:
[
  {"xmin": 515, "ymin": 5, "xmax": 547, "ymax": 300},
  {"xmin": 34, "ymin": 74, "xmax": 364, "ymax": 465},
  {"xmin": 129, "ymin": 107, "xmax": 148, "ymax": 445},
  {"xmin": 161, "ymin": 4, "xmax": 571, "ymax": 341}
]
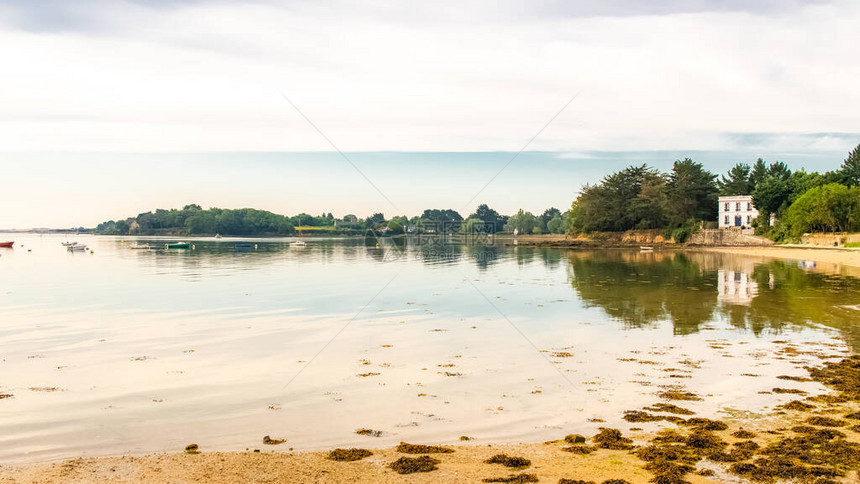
[
  {"xmin": 166, "ymin": 242, "xmax": 190, "ymax": 249},
  {"xmin": 290, "ymin": 240, "xmax": 307, "ymax": 248},
  {"xmin": 640, "ymin": 246, "xmax": 654, "ymax": 252},
  {"xmin": 67, "ymin": 244, "xmax": 88, "ymax": 251},
  {"xmin": 61, "ymin": 241, "xmax": 78, "ymax": 247},
  {"xmin": 129, "ymin": 243, "xmax": 151, "ymax": 250},
  {"xmin": 215, "ymin": 234, "xmax": 222, "ymax": 239},
  {"xmin": 0, "ymin": 241, "xmax": 14, "ymax": 248}
]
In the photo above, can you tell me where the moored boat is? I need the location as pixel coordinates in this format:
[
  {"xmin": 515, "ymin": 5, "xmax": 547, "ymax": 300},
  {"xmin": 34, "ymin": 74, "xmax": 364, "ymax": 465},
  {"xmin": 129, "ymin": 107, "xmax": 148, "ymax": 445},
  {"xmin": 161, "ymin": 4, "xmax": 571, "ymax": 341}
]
[
  {"xmin": 67, "ymin": 244, "xmax": 88, "ymax": 251},
  {"xmin": 0, "ymin": 241, "xmax": 13, "ymax": 248},
  {"xmin": 166, "ymin": 242, "xmax": 191, "ymax": 249}
]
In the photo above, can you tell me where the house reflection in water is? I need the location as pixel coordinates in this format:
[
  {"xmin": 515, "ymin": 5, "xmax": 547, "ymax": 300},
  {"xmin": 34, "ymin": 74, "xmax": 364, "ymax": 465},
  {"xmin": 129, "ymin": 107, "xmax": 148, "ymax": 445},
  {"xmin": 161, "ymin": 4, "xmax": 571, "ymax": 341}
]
[{"xmin": 717, "ymin": 269, "xmax": 761, "ymax": 305}]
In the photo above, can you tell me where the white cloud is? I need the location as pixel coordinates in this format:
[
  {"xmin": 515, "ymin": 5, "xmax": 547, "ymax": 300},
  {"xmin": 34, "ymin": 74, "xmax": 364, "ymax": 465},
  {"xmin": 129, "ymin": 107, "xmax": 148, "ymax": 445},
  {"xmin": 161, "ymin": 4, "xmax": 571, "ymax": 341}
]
[{"xmin": 0, "ymin": 0, "xmax": 858, "ymax": 153}]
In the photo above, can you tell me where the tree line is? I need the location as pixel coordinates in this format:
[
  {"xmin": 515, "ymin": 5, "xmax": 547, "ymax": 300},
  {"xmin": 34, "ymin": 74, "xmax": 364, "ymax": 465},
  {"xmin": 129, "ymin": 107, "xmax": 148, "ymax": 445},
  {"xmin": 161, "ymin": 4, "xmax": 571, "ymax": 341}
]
[
  {"xmin": 94, "ymin": 203, "xmax": 569, "ymax": 237},
  {"xmin": 567, "ymin": 143, "xmax": 860, "ymax": 241}
]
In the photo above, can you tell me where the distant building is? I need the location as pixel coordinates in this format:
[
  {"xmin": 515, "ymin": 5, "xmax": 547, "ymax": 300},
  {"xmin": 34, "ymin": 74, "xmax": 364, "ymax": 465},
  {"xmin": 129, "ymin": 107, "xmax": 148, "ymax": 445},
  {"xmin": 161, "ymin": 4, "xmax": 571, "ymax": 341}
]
[{"xmin": 718, "ymin": 195, "xmax": 759, "ymax": 229}]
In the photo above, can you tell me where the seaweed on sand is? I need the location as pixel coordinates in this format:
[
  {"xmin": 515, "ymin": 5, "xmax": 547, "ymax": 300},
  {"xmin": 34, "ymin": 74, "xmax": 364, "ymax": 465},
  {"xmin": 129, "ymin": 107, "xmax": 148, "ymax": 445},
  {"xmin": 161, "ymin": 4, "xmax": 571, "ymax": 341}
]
[
  {"xmin": 482, "ymin": 473, "xmax": 539, "ymax": 483},
  {"xmin": 805, "ymin": 416, "xmax": 847, "ymax": 427},
  {"xmin": 558, "ymin": 480, "xmax": 595, "ymax": 484},
  {"xmin": 389, "ymin": 455, "xmax": 440, "ymax": 474},
  {"xmin": 561, "ymin": 445, "xmax": 594, "ymax": 455},
  {"xmin": 592, "ymin": 428, "xmax": 633, "ymax": 450},
  {"xmin": 396, "ymin": 442, "xmax": 454, "ymax": 454},
  {"xmin": 680, "ymin": 418, "xmax": 728, "ymax": 431},
  {"xmin": 184, "ymin": 443, "xmax": 200, "ymax": 454},
  {"xmin": 622, "ymin": 410, "xmax": 683, "ymax": 423},
  {"xmin": 807, "ymin": 355, "xmax": 860, "ymax": 400},
  {"xmin": 642, "ymin": 403, "xmax": 694, "ymax": 415},
  {"xmin": 564, "ymin": 434, "xmax": 587, "ymax": 444},
  {"xmin": 485, "ymin": 454, "xmax": 532, "ymax": 468},
  {"xmin": 355, "ymin": 428, "xmax": 383, "ymax": 437},
  {"xmin": 657, "ymin": 390, "xmax": 702, "ymax": 401},
  {"xmin": 772, "ymin": 388, "xmax": 806, "ymax": 395},
  {"xmin": 328, "ymin": 448, "xmax": 373, "ymax": 461},
  {"xmin": 262, "ymin": 435, "xmax": 286, "ymax": 445},
  {"xmin": 781, "ymin": 400, "xmax": 815, "ymax": 411},
  {"xmin": 845, "ymin": 411, "xmax": 860, "ymax": 420},
  {"xmin": 729, "ymin": 419, "xmax": 860, "ymax": 482},
  {"xmin": 731, "ymin": 429, "xmax": 757, "ymax": 439}
]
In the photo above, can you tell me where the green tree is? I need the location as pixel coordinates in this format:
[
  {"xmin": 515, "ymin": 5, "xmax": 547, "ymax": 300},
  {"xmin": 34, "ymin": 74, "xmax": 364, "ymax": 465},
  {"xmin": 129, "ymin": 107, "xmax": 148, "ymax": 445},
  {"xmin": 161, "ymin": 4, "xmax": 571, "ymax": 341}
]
[
  {"xmin": 717, "ymin": 163, "xmax": 752, "ymax": 195},
  {"xmin": 785, "ymin": 184, "xmax": 860, "ymax": 237},
  {"xmin": 539, "ymin": 207, "xmax": 562, "ymax": 233},
  {"xmin": 752, "ymin": 175, "xmax": 790, "ymax": 223},
  {"xmin": 506, "ymin": 209, "xmax": 540, "ymax": 234},
  {"xmin": 471, "ymin": 204, "xmax": 505, "ymax": 233},
  {"xmin": 841, "ymin": 143, "xmax": 860, "ymax": 186},
  {"xmin": 749, "ymin": 158, "xmax": 768, "ymax": 190},
  {"xmin": 546, "ymin": 214, "xmax": 565, "ymax": 234},
  {"xmin": 665, "ymin": 158, "xmax": 718, "ymax": 226}
]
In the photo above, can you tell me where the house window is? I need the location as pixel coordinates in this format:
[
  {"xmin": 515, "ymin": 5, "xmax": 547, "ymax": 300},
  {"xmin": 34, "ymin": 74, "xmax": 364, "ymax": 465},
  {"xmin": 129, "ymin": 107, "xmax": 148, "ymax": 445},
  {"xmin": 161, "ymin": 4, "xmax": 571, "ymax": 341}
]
[
  {"xmin": 724, "ymin": 215, "xmax": 729, "ymax": 225},
  {"xmin": 724, "ymin": 202, "xmax": 729, "ymax": 212},
  {"xmin": 747, "ymin": 215, "xmax": 751, "ymax": 224},
  {"xmin": 736, "ymin": 202, "xmax": 741, "ymax": 211}
]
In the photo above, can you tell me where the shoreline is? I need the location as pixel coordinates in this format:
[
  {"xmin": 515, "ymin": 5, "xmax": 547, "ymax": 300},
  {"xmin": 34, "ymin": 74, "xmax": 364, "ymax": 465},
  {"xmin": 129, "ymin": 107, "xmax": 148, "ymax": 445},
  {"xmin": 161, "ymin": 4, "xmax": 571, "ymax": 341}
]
[{"xmin": 3, "ymin": 354, "xmax": 858, "ymax": 483}]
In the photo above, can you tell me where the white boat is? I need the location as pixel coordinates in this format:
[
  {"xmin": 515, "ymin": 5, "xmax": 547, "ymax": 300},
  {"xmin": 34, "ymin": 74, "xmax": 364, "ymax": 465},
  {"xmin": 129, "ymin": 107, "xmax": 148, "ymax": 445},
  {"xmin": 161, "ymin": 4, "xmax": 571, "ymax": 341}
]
[
  {"xmin": 215, "ymin": 234, "xmax": 222, "ymax": 239},
  {"xmin": 290, "ymin": 240, "xmax": 307, "ymax": 248},
  {"xmin": 129, "ymin": 244, "xmax": 151, "ymax": 250},
  {"xmin": 67, "ymin": 244, "xmax": 88, "ymax": 251},
  {"xmin": 640, "ymin": 246, "xmax": 654, "ymax": 252},
  {"xmin": 61, "ymin": 241, "xmax": 78, "ymax": 247}
]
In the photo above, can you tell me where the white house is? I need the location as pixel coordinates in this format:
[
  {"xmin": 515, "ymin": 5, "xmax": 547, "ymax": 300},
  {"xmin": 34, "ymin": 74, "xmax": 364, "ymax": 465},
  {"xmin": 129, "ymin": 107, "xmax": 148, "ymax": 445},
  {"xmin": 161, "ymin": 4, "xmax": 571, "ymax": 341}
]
[{"xmin": 718, "ymin": 195, "xmax": 759, "ymax": 228}]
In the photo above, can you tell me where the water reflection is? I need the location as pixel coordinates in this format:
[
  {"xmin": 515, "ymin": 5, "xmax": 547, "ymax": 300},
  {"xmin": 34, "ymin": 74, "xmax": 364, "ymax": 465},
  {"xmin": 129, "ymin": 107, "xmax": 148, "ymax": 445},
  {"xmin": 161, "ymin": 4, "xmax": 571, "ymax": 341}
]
[{"xmin": 565, "ymin": 250, "xmax": 860, "ymax": 348}]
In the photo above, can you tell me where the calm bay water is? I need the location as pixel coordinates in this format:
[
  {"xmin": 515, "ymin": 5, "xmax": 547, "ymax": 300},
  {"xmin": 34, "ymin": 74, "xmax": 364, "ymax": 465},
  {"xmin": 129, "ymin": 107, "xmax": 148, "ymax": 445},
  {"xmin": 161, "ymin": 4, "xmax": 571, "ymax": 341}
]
[{"xmin": 0, "ymin": 234, "xmax": 858, "ymax": 463}]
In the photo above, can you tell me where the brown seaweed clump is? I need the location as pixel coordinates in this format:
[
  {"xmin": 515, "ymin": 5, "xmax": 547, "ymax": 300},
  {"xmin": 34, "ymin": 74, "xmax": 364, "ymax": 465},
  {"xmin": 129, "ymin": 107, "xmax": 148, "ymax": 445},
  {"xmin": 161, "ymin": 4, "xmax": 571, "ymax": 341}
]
[
  {"xmin": 262, "ymin": 435, "xmax": 286, "ymax": 445},
  {"xmin": 622, "ymin": 410, "xmax": 683, "ymax": 424},
  {"xmin": 776, "ymin": 375, "xmax": 813, "ymax": 382},
  {"xmin": 657, "ymin": 390, "xmax": 702, "ymax": 401},
  {"xmin": 396, "ymin": 442, "xmax": 455, "ymax": 454},
  {"xmin": 355, "ymin": 428, "xmax": 383, "ymax": 437},
  {"xmin": 772, "ymin": 388, "xmax": 806, "ymax": 395},
  {"xmin": 731, "ymin": 429, "xmax": 757, "ymax": 439},
  {"xmin": 184, "ymin": 443, "xmax": 200, "ymax": 454},
  {"xmin": 482, "ymin": 473, "xmax": 539, "ymax": 483},
  {"xmin": 845, "ymin": 411, "xmax": 860, "ymax": 420},
  {"xmin": 805, "ymin": 416, "xmax": 847, "ymax": 427},
  {"xmin": 485, "ymin": 454, "xmax": 532, "ymax": 468},
  {"xmin": 807, "ymin": 355, "xmax": 860, "ymax": 400},
  {"xmin": 0, "ymin": 393, "xmax": 13, "ymax": 399},
  {"xmin": 680, "ymin": 418, "xmax": 728, "ymax": 431},
  {"xmin": 564, "ymin": 434, "xmax": 586, "ymax": 444},
  {"xmin": 593, "ymin": 428, "xmax": 633, "ymax": 450},
  {"xmin": 328, "ymin": 448, "xmax": 373, "ymax": 461},
  {"xmin": 558, "ymin": 480, "xmax": 595, "ymax": 484},
  {"xmin": 781, "ymin": 400, "xmax": 815, "ymax": 411},
  {"xmin": 561, "ymin": 445, "xmax": 594, "ymax": 455},
  {"xmin": 389, "ymin": 455, "xmax": 440, "ymax": 474},
  {"xmin": 642, "ymin": 403, "xmax": 694, "ymax": 415}
]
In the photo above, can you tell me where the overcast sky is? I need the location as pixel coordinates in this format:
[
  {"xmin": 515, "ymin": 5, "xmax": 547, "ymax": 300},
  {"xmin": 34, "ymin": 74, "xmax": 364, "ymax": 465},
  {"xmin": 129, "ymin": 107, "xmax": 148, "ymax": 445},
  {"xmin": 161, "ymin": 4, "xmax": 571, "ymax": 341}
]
[{"xmin": 1, "ymin": 0, "xmax": 858, "ymax": 228}]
